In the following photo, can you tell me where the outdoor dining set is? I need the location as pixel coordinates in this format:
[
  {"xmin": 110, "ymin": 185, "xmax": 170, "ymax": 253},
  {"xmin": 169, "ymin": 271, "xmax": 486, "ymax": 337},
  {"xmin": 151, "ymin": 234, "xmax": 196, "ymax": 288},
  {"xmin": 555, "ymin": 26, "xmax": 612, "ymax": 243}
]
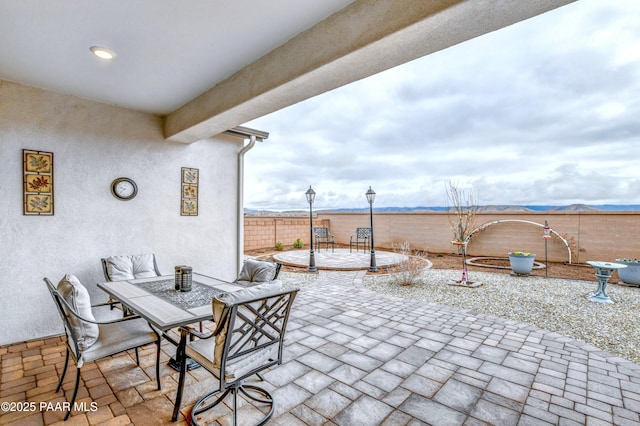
[{"xmin": 44, "ymin": 254, "xmax": 297, "ymax": 425}]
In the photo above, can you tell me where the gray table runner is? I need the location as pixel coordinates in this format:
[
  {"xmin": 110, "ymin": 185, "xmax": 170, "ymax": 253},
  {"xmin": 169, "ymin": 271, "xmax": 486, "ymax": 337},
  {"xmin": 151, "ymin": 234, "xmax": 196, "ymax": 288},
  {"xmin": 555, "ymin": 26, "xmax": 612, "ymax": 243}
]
[{"xmin": 132, "ymin": 279, "xmax": 223, "ymax": 311}]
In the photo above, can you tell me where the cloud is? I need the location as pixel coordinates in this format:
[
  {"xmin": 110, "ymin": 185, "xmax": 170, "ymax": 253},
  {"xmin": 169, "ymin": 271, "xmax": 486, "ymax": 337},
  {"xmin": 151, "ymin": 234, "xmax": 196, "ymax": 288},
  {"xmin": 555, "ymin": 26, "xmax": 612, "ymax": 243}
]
[{"xmin": 244, "ymin": 0, "xmax": 640, "ymax": 210}]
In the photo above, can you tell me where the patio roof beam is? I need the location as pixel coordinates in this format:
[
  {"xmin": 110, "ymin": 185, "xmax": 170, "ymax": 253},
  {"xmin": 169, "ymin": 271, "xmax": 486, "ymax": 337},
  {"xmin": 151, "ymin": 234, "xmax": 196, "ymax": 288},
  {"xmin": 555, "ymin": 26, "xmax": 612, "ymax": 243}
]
[{"xmin": 163, "ymin": 0, "xmax": 576, "ymax": 143}]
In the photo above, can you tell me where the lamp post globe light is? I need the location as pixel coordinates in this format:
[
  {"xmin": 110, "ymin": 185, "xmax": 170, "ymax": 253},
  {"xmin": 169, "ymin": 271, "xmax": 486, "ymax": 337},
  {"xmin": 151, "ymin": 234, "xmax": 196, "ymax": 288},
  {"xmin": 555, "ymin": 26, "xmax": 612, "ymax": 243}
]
[
  {"xmin": 306, "ymin": 186, "xmax": 317, "ymax": 272},
  {"xmin": 366, "ymin": 186, "xmax": 378, "ymax": 272}
]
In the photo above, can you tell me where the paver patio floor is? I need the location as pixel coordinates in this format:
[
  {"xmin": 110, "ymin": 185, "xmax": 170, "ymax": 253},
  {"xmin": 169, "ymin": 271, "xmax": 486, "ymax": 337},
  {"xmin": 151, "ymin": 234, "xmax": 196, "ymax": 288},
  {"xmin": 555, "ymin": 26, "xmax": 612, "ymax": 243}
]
[
  {"xmin": 273, "ymin": 248, "xmax": 409, "ymax": 270},
  {"xmin": 3, "ymin": 270, "xmax": 640, "ymax": 425}
]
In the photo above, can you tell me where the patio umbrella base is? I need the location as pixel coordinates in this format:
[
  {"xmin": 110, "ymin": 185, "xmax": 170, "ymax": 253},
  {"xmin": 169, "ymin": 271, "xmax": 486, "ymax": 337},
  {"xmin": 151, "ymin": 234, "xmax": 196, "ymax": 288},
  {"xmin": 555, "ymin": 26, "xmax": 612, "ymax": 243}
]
[{"xmin": 169, "ymin": 356, "xmax": 200, "ymax": 371}]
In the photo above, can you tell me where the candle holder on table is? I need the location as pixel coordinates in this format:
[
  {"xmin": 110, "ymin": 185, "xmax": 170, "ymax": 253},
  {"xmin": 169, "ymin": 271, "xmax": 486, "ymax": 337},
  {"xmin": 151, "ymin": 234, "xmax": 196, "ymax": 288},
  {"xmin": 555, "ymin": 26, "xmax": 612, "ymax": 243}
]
[{"xmin": 174, "ymin": 265, "xmax": 193, "ymax": 292}]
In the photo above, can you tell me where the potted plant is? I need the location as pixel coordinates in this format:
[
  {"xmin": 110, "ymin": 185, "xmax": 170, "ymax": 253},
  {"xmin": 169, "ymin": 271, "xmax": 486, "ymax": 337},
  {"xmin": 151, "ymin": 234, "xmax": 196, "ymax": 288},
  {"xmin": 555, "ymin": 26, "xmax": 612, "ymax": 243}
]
[
  {"xmin": 615, "ymin": 258, "xmax": 640, "ymax": 285},
  {"xmin": 508, "ymin": 251, "xmax": 536, "ymax": 276}
]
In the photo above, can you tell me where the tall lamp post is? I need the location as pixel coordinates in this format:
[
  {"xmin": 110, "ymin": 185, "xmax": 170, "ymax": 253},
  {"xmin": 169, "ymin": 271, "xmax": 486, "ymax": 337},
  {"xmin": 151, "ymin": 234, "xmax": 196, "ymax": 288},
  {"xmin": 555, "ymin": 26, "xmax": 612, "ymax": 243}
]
[
  {"xmin": 366, "ymin": 186, "xmax": 378, "ymax": 272},
  {"xmin": 306, "ymin": 186, "xmax": 317, "ymax": 272}
]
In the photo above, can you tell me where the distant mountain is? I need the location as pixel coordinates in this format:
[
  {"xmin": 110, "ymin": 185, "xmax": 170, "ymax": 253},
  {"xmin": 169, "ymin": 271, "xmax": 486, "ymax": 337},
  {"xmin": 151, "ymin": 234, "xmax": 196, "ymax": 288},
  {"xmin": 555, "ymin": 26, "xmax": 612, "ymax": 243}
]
[
  {"xmin": 244, "ymin": 204, "xmax": 640, "ymax": 215},
  {"xmin": 548, "ymin": 204, "xmax": 598, "ymax": 211},
  {"xmin": 518, "ymin": 204, "xmax": 640, "ymax": 211},
  {"xmin": 244, "ymin": 209, "xmax": 307, "ymax": 216},
  {"xmin": 481, "ymin": 205, "xmax": 533, "ymax": 212}
]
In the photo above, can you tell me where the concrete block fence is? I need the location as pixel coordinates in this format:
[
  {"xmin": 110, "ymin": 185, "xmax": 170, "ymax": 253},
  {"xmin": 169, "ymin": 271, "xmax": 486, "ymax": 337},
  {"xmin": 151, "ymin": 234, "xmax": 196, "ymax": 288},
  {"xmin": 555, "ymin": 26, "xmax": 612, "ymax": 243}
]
[
  {"xmin": 244, "ymin": 216, "xmax": 330, "ymax": 251},
  {"xmin": 244, "ymin": 211, "xmax": 640, "ymax": 264}
]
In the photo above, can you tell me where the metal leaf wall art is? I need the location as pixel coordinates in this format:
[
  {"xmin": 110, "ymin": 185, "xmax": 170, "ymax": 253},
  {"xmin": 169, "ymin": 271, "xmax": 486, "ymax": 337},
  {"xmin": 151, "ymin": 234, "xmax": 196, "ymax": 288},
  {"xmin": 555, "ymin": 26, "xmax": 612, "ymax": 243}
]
[
  {"xmin": 23, "ymin": 149, "xmax": 54, "ymax": 215},
  {"xmin": 181, "ymin": 167, "xmax": 198, "ymax": 216}
]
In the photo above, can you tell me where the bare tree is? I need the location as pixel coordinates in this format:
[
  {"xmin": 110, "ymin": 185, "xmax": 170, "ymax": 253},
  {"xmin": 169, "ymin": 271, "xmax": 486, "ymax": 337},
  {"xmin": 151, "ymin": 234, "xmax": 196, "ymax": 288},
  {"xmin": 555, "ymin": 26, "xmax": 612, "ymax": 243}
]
[
  {"xmin": 445, "ymin": 180, "xmax": 481, "ymax": 287},
  {"xmin": 446, "ymin": 180, "xmax": 479, "ymax": 245}
]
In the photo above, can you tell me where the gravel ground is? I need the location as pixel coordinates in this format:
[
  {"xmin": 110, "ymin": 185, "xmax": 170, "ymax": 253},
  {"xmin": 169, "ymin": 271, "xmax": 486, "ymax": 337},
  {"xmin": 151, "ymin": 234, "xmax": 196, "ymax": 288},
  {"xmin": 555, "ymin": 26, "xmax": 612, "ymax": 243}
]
[
  {"xmin": 253, "ymin": 249, "xmax": 640, "ymax": 364},
  {"xmin": 363, "ymin": 269, "xmax": 640, "ymax": 364}
]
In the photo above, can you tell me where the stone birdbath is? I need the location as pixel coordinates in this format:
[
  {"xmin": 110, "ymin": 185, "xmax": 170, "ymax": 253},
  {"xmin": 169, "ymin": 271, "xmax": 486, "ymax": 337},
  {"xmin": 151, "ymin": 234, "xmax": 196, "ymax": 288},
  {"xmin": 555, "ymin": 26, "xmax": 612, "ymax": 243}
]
[{"xmin": 586, "ymin": 261, "xmax": 627, "ymax": 304}]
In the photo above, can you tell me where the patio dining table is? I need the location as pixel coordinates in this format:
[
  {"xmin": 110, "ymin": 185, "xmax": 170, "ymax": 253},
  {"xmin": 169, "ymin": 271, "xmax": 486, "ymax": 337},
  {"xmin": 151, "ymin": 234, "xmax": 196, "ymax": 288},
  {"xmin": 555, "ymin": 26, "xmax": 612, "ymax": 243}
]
[{"xmin": 98, "ymin": 273, "xmax": 243, "ymax": 369}]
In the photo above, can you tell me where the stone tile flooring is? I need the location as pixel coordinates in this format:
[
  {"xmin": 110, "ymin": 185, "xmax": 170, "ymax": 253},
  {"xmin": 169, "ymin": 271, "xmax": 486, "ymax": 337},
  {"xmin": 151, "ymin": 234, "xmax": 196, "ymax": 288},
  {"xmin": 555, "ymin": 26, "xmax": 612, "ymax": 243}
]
[
  {"xmin": 272, "ymin": 248, "xmax": 410, "ymax": 271},
  {"xmin": 3, "ymin": 270, "xmax": 640, "ymax": 425}
]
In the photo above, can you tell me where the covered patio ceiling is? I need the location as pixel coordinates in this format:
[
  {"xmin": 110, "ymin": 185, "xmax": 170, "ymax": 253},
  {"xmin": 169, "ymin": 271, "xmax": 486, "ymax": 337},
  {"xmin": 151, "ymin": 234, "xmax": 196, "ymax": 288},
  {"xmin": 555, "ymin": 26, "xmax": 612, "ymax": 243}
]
[{"xmin": 1, "ymin": 0, "xmax": 575, "ymax": 143}]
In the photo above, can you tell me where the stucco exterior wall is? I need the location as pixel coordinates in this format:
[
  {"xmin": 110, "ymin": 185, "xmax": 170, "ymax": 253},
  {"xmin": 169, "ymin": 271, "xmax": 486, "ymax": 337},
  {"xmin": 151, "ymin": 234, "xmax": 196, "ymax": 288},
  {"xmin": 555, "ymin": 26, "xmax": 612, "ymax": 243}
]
[
  {"xmin": 0, "ymin": 81, "xmax": 243, "ymax": 346},
  {"xmin": 245, "ymin": 211, "xmax": 640, "ymax": 264}
]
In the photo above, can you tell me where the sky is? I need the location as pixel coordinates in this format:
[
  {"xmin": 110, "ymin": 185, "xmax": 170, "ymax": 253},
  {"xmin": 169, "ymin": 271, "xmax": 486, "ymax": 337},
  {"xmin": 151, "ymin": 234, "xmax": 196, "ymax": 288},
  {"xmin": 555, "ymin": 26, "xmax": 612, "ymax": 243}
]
[{"xmin": 243, "ymin": 0, "xmax": 640, "ymax": 211}]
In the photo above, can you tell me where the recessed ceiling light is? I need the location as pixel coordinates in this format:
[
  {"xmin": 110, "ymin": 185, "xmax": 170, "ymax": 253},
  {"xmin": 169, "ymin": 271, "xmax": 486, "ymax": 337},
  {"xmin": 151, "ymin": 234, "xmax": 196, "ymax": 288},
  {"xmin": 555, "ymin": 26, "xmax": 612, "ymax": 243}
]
[{"xmin": 90, "ymin": 46, "xmax": 116, "ymax": 60}]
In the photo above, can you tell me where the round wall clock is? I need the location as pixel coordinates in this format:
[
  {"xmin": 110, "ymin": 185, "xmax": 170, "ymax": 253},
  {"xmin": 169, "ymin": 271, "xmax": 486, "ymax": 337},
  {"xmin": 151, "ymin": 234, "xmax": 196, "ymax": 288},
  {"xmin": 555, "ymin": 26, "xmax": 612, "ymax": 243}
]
[{"xmin": 110, "ymin": 177, "xmax": 138, "ymax": 201}]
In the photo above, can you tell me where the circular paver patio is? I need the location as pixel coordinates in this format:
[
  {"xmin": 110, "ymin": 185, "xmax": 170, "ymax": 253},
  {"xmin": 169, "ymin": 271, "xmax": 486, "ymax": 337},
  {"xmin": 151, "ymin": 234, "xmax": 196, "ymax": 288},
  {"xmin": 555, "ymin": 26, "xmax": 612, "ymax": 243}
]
[{"xmin": 272, "ymin": 248, "xmax": 408, "ymax": 270}]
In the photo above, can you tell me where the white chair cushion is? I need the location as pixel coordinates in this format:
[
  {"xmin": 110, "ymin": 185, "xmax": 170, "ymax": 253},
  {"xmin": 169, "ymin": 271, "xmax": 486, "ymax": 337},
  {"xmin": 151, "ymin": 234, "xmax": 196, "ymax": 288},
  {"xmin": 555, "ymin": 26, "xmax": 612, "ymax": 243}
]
[
  {"xmin": 57, "ymin": 274, "xmax": 99, "ymax": 352},
  {"xmin": 186, "ymin": 336, "xmax": 277, "ymax": 382},
  {"xmin": 105, "ymin": 254, "xmax": 157, "ymax": 281},
  {"xmin": 235, "ymin": 279, "xmax": 283, "ymax": 288},
  {"xmin": 214, "ymin": 281, "xmax": 283, "ymax": 365},
  {"xmin": 79, "ymin": 318, "xmax": 157, "ymax": 368},
  {"xmin": 236, "ymin": 259, "xmax": 277, "ymax": 283}
]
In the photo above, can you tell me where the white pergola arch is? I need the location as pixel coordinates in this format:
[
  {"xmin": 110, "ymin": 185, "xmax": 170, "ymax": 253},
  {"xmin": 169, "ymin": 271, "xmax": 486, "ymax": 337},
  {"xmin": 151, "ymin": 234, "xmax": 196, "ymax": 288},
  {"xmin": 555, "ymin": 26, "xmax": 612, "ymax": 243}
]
[{"xmin": 468, "ymin": 219, "xmax": 572, "ymax": 264}]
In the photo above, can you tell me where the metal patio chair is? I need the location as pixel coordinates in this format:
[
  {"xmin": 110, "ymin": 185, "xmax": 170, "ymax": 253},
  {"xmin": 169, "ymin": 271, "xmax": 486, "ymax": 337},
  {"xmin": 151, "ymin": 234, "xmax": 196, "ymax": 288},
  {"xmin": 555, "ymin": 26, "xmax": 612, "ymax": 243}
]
[
  {"xmin": 101, "ymin": 253, "xmax": 161, "ymax": 313},
  {"xmin": 172, "ymin": 284, "xmax": 298, "ymax": 425},
  {"xmin": 349, "ymin": 227, "xmax": 371, "ymax": 253},
  {"xmin": 313, "ymin": 226, "xmax": 335, "ymax": 252},
  {"xmin": 44, "ymin": 275, "xmax": 161, "ymax": 421}
]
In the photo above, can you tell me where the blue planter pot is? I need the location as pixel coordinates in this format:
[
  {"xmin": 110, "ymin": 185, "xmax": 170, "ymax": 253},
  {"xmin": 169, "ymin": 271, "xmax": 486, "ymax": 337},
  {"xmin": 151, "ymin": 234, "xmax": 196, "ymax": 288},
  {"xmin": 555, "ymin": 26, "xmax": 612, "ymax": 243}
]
[
  {"xmin": 615, "ymin": 259, "xmax": 640, "ymax": 285},
  {"xmin": 508, "ymin": 252, "xmax": 536, "ymax": 275}
]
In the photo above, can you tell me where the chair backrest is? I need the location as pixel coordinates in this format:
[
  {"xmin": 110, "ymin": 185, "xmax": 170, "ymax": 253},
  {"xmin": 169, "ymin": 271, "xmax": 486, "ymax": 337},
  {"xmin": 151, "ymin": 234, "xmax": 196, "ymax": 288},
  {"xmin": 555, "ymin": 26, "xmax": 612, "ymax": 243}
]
[
  {"xmin": 356, "ymin": 227, "xmax": 371, "ymax": 239},
  {"xmin": 101, "ymin": 253, "xmax": 161, "ymax": 281},
  {"xmin": 45, "ymin": 277, "xmax": 76, "ymax": 348},
  {"xmin": 313, "ymin": 227, "xmax": 330, "ymax": 239},
  {"xmin": 44, "ymin": 276, "xmax": 99, "ymax": 358},
  {"xmin": 213, "ymin": 287, "xmax": 298, "ymax": 387}
]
